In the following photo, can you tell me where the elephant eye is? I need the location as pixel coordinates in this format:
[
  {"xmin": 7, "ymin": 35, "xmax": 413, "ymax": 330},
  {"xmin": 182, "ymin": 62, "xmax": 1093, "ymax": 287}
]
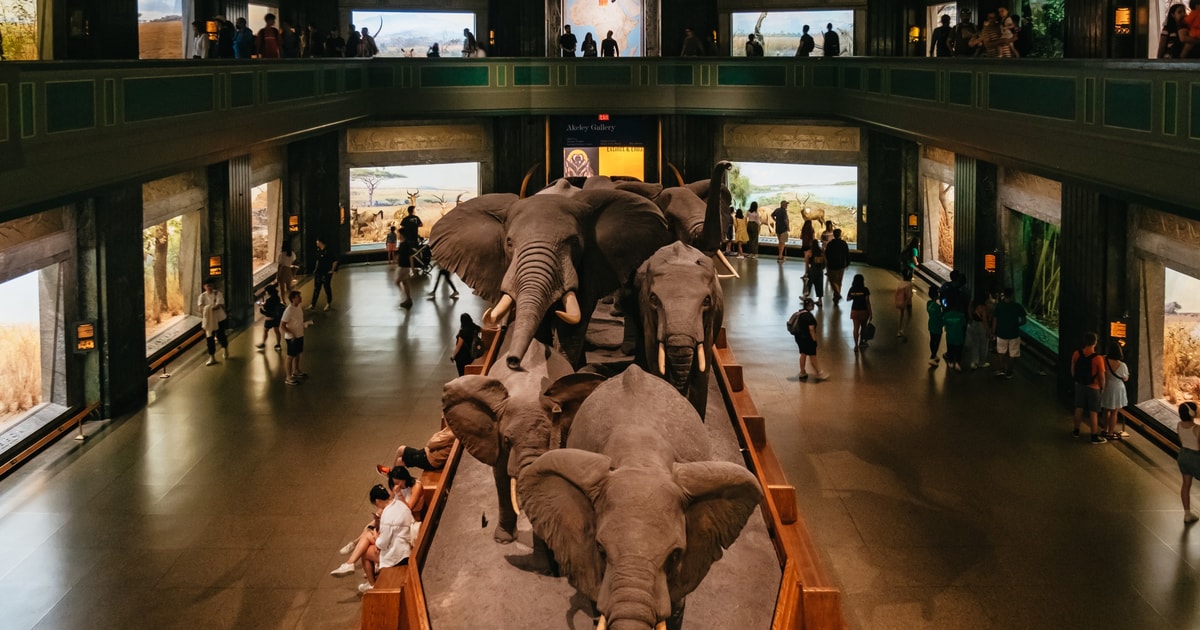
[
  {"xmin": 597, "ymin": 542, "xmax": 607, "ymax": 560},
  {"xmin": 702, "ymin": 296, "xmax": 712, "ymax": 307},
  {"xmin": 666, "ymin": 548, "xmax": 682, "ymax": 570},
  {"xmin": 649, "ymin": 293, "xmax": 661, "ymax": 306}
]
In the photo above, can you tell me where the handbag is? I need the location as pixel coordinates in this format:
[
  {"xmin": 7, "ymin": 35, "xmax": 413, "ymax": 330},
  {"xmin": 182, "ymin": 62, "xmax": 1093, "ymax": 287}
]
[{"xmin": 862, "ymin": 320, "xmax": 877, "ymax": 341}]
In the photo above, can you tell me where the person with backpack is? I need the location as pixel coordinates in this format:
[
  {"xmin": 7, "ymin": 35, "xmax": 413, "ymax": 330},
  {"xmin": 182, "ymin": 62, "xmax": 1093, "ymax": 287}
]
[
  {"xmin": 787, "ymin": 297, "xmax": 828, "ymax": 381},
  {"xmin": 256, "ymin": 284, "xmax": 285, "ymax": 351},
  {"xmin": 745, "ymin": 34, "xmax": 764, "ymax": 56},
  {"xmin": 1071, "ymin": 332, "xmax": 1108, "ymax": 444},
  {"xmin": 452, "ymin": 313, "xmax": 482, "ymax": 376},
  {"xmin": 796, "ymin": 25, "xmax": 815, "ymax": 56}
]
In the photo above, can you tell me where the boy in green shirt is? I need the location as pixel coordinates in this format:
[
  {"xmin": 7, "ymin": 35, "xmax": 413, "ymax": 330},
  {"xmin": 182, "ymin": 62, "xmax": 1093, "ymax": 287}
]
[{"xmin": 927, "ymin": 287, "xmax": 944, "ymax": 367}]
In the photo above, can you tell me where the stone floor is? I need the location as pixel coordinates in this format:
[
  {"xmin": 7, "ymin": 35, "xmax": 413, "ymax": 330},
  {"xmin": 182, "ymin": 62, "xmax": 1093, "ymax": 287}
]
[{"xmin": 0, "ymin": 258, "xmax": 1197, "ymax": 630}]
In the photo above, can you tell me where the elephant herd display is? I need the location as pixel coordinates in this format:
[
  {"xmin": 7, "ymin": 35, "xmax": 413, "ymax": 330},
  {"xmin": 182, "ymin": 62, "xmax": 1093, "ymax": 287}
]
[{"xmin": 430, "ymin": 162, "xmax": 763, "ymax": 630}]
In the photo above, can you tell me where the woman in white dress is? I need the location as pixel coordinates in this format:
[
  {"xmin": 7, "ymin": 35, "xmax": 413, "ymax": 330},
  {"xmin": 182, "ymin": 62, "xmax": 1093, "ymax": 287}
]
[{"xmin": 1100, "ymin": 343, "xmax": 1129, "ymax": 440}]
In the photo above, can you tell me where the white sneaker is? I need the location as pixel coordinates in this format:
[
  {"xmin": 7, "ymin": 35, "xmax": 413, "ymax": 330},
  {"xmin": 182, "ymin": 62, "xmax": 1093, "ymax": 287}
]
[
  {"xmin": 205, "ymin": 357, "xmax": 217, "ymax": 366},
  {"xmin": 323, "ymin": 304, "xmax": 331, "ymax": 312},
  {"xmin": 331, "ymin": 562, "xmax": 356, "ymax": 577},
  {"xmin": 358, "ymin": 582, "xmax": 373, "ymax": 593},
  {"xmin": 814, "ymin": 371, "xmax": 830, "ymax": 381},
  {"xmin": 222, "ymin": 348, "xmax": 228, "ymax": 359},
  {"xmin": 1186, "ymin": 512, "xmax": 1199, "ymax": 524},
  {"xmin": 338, "ymin": 541, "xmax": 356, "ymax": 555}
]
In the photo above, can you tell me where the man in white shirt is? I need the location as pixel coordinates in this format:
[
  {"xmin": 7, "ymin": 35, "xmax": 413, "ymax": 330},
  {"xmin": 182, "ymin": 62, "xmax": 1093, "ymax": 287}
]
[
  {"xmin": 197, "ymin": 280, "xmax": 228, "ymax": 366},
  {"xmin": 279, "ymin": 290, "xmax": 310, "ymax": 385}
]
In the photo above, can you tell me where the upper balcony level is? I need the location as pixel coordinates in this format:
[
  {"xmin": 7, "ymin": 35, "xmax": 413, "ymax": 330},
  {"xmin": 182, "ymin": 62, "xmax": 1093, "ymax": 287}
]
[{"xmin": 2, "ymin": 56, "xmax": 1198, "ymax": 218}]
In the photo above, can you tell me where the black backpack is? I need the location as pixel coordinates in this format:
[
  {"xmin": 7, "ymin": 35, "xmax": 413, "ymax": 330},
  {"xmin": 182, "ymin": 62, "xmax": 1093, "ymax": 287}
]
[
  {"xmin": 786, "ymin": 311, "xmax": 802, "ymax": 335},
  {"xmin": 468, "ymin": 328, "xmax": 485, "ymax": 360},
  {"xmin": 1073, "ymin": 351, "xmax": 1096, "ymax": 385}
]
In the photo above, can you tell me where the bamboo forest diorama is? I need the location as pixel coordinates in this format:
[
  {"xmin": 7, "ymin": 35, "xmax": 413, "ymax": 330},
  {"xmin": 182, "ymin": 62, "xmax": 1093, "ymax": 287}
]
[
  {"xmin": 1007, "ymin": 212, "xmax": 1060, "ymax": 334},
  {"xmin": 1163, "ymin": 268, "xmax": 1200, "ymax": 405}
]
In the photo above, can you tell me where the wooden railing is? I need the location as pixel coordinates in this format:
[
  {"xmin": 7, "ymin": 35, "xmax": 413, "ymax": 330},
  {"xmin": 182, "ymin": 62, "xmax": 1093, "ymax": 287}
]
[
  {"xmin": 0, "ymin": 403, "xmax": 100, "ymax": 478},
  {"xmin": 361, "ymin": 325, "xmax": 504, "ymax": 630},
  {"xmin": 362, "ymin": 322, "xmax": 843, "ymax": 629},
  {"xmin": 711, "ymin": 328, "xmax": 845, "ymax": 630},
  {"xmin": 147, "ymin": 329, "xmax": 205, "ymax": 376}
]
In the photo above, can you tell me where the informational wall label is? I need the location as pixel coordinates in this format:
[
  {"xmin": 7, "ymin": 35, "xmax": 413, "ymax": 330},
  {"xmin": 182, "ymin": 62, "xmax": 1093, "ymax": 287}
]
[
  {"xmin": 346, "ymin": 125, "xmax": 486, "ymax": 154},
  {"xmin": 74, "ymin": 321, "xmax": 97, "ymax": 353},
  {"xmin": 724, "ymin": 124, "xmax": 860, "ymax": 153}
]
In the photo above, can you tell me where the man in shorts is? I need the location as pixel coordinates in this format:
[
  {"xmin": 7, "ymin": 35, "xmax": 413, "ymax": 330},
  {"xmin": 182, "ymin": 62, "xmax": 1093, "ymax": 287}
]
[
  {"xmin": 280, "ymin": 290, "xmax": 311, "ymax": 385},
  {"xmin": 1071, "ymin": 332, "xmax": 1107, "ymax": 444},
  {"xmin": 771, "ymin": 200, "xmax": 791, "ymax": 262},
  {"xmin": 788, "ymin": 297, "xmax": 829, "ymax": 381},
  {"xmin": 991, "ymin": 287, "xmax": 1026, "ymax": 379},
  {"xmin": 386, "ymin": 424, "xmax": 455, "ymax": 472}
]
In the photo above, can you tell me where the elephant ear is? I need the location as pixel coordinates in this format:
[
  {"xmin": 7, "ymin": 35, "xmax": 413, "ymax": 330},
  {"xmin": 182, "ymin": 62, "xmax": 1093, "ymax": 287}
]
[
  {"xmin": 576, "ymin": 189, "xmax": 673, "ymax": 287},
  {"xmin": 430, "ymin": 194, "xmax": 515, "ymax": 303},
  {"xmin": 669, "ymin": 461, "xmax": 764, "ymax": 601},
  {"xmin": 441, "ymin": 375, "xmax": 510, "ymax": 466},
  {"xmin": 542, "ymin": 373, "xmax": 608, "ymax": 446},
  {"xmin": 519, "ymin": 449, "xmax": 611, "ymax": 599}
]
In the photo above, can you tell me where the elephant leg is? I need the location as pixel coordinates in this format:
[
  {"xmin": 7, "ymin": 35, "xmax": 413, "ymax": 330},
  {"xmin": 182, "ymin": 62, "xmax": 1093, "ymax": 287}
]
[
  {"xmin": 619, "ymin": 290, "xmax": 641, "ymax": 356},
  {"xmin": 492, "ymin": 453, "xmax": 517, "ymax": 543},
  {"xmin": 666, "ymin": 598, "xmax": 686, "ymax": 630},
  {"xmin": 532, "ymin": 533, "xmax": 560, "ymax": 577}
]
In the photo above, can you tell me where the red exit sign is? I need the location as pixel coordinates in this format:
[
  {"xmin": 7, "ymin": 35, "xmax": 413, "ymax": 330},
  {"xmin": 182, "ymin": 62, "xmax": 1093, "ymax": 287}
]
[{"xmin": 598, "ymin": 114, "xmax": 610, "ymax": 121}]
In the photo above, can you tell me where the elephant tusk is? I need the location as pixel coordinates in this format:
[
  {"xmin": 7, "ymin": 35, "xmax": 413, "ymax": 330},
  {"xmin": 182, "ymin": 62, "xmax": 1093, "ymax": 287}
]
[
  {"xmin": 486, "ymin": 294, "xmax": 514, "ymax": 327},
  {"xmin": 555, "ymin": 291, "xmax": 582, "ymax": 325},
  {"xmin": 697, "ymin": 343, "xmax": 706, "ymax": 373},
  {"xmin": 715, "ymin": 250, "xmax": 740, "ymax": 279},
  {"xmin": 658, "ymin": 343, "xmax": 667, "ymax": 375},
  {"xmin": 510, "ymin": 478, "xmax": 520, "ymax": 517},
  {"xmin": 656, "ymin": 622, "xmax": 666, "ymax": 630},
  {"xmin": 596, "ymin": 615, "xmax": 607, "ymax": 630}
]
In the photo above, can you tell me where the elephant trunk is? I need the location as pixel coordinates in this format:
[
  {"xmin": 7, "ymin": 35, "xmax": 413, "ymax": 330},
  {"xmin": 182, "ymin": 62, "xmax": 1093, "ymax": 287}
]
[
  {"xmin": 663, "ymin": 335, "xmax": 696, "ymax": 393},
  {"xmin": 604, "ymin": 565, "xmax": 664, "ymax": 630},
  {"xmin": 695, "ymin": 161, "xmax": 732, "ymax": 253},
  {"xmin": 505, "ymin": 246, "xmax": 566, "ymax": 368}
]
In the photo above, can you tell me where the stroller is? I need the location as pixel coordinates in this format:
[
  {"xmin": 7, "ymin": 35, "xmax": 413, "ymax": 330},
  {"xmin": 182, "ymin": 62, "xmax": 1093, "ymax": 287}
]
[{"xmin": 410, "ymin": 239, "xmax": 433, "ymax": 276}]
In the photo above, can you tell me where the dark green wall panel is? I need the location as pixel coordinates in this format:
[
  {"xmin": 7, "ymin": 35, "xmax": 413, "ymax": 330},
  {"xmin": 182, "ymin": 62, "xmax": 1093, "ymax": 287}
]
[
  {"xmin": 345, "ymin": 69, "xmax": 364, "ymax": 91},
  {"xmin": 1191, "ymin": 84, "xmax": 1200, "ymax": 139},
  {"xmin": 867, "ymin": 68, "xmax": 883, "ymax": 93},
  {"xmin": 514, "ymin": 66, "xmax": 550, "ymax": 86},
  {"xmin": 266, "ymin": 70, "xmax": 318, "ymax": 102},
  {"xmin": 420, "ymin": 66, "xmax": 489, "ymax": 87},
  {"xmin": 812, "ymin": 65, "xmax": 836, "ymax": 88},
  {"xmin": 45, "ymin": 81, "xmax": 96, "ymax": 133},
  {"xmin": 368, "ymin": 66, "xmax": 395, "ymax": 88},
  {"xmin": 124, "ymin": 76, "xmax": 214, "ymax": 122},
  {"xmin": 20, "ymin": 83, "xmax": 34, "ymax": 137},
  {"xmin": 891, "ymin": 69, "xmax": 937, "ymax": 101},
  {"xmin": 230, "ymin": 72, "xmax": 254, "ymax": 108},
  {"xmin": 843, "ymin": 67, "xmax": 862, "ymax": 90},
  {"xmin": 1163, "ymin": 82, "xmax": 1177, "ymax": 136},
  {"xmin": 948, "ymin": 72, "xmax": 972, "ymax": 106},
  {"xmin": 656, "ymin": 64, "xmax": 693, "ymax": 86},
  {"xmin": 716, "ymin": 65, "xmax": 786, "ymax": 87},
  {"xmin": 323, "ymin": 69, "xmax": 339, "ymax": 94},
  {"xmin": 988, "ymin": 74, "xmax": 1076, "ymax": 120},
  {"xmin": 576, "ymin": 65, "xmax": 632, "ymax": 86},
  {"xmin": 1103, "ymin": 80, "xmax": 1151, "ymax": 131}
]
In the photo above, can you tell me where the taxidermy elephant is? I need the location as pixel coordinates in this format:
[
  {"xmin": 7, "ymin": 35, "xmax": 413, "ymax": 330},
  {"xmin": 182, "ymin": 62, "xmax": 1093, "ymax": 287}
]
[
  {"xmin": 519, "ymin": 366, "xmax": 763, "ymax": 630},
  {"xmin": 431, "ymin": 186, "xmax": 674, "ymax": 370},
  {"xmin": 442, "ymin": 338, "xmax": 605, "ymax": 543},
  {"xmin": 635, "ymin": 242, "xmax": 724, "ymax": 419}
]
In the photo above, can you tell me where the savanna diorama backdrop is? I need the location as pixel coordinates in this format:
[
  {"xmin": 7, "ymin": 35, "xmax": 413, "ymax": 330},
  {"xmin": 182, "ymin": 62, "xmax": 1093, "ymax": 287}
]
[
  {"xmin": 1164, "ymin": 268, "xmax": 1200, "ymax": 405},
  {"xmin": 0, "ymin": 271, "xmax": 43, "ymax": 429},
  {"xmin": 350, "ymin": 11, "xmax": 475, "ymax": 57},
  {"xmin": 348, "ymin": 163, "xmax": 479, "ymax": 249},
  {"xmin": 731, "ymin": 10, "xmax": 854, "ymax": 57},
  {"xmin": 729, "ymin": 162, "xmax": 858, "ymax": 244},
  {"xmin": 0, "ymin": 0, "xmax": 37, "ymax": 60}
]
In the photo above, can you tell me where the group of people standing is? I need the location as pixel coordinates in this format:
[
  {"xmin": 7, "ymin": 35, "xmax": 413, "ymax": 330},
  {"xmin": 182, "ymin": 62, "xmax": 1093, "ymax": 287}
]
[
  {"xmin": 559, "ymin": 25, "xmax": 621, "ymax": 57},
  {"xmin": 191, "ymin": 15, "xmax": 378, "ymax": 59},
  {"xmin": 929, "ymin": 7, "xmax": 1029, "ymax": 59}
]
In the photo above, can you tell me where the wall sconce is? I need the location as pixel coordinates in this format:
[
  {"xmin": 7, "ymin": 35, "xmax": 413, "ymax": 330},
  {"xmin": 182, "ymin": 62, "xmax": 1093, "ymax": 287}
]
[
  {"xmin": 1113, "ymin": 7, "xmax": 1132, "ymax": 35},
  {"xmin": 206, "ymin": 20, "xmax": 219, "ymax": 41},
  {"xmin": 908, "ymin": 25, "xmax": 921, "ymax": 43}
]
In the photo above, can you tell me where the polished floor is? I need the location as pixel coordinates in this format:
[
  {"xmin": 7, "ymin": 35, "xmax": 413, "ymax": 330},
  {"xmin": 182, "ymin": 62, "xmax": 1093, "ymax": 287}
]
[{"xmin": 0, "ymin": 259, "xmax": 1197, "ymax": 630}]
